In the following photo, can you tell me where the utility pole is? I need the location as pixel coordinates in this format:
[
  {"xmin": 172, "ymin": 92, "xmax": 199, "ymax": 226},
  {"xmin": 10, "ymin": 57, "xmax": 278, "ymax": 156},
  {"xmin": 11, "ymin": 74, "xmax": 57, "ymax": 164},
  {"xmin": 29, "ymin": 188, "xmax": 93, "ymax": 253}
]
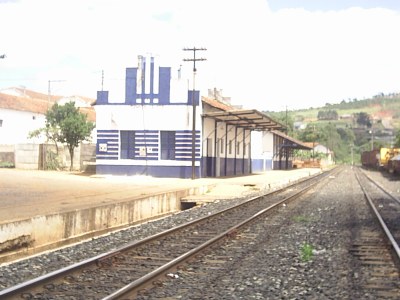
[
  {"xmin": 183, "ymin": 47, "xmax": 207, "ymax": 180},
  {"xmin": 48, "ymin": 80, "xmax": 66, "ymax": 109}
]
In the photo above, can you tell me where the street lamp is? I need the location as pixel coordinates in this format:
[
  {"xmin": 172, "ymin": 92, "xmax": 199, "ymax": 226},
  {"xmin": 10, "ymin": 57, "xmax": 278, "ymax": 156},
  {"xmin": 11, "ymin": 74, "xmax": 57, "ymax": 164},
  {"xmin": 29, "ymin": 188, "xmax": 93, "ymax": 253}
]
[{"xmin": 183, "ymin": 47, "xmax": 207, "ymax": 180}]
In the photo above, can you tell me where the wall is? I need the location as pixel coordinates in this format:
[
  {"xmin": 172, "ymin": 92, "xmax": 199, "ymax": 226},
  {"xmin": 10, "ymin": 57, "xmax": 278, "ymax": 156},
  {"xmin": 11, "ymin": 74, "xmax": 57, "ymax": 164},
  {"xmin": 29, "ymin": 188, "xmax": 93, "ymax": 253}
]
[
  {"xmin": 251, "ymin": 131, "xmax": 274, "ymax": 172},
  {"xmin": 0, "ymin": 184, "xmax": 211, "ymax": 262},
  {"xmin": 0, "ymin": 108, "xmax": 46, "ymax": 144},
  {"xmin": 10, "ymin": 143, "xmax": 96, "ymax": 171},
  {"xmin": 95, "ymin": 104, "xmax": 202, "ymax": 178},
  {"xmin": 0, "ymin": 144, "xmax": 14, "ymax": 166}
]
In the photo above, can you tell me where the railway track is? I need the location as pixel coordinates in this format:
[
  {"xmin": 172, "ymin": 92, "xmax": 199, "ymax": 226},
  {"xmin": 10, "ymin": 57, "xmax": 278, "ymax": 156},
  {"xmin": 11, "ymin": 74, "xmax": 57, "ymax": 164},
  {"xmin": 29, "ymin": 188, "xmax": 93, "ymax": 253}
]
[
  {"xmin": 352, "ymin": 167, "xmax": 400, "ymax": 298},
  {"xmin": 0, "ymin": 168, "xmax": 336, "ymax": 299}
]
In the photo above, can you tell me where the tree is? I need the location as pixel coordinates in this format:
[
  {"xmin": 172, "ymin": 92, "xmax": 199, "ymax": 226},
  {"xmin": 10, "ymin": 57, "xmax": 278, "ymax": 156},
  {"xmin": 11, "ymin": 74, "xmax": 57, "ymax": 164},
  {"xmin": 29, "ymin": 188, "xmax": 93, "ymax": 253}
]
[
  {"xmin": 317, "ymin": 109, "xmax": 338, "ymax": 120},
  {"xmin": 355, "ymin": 112, "xmax": 372, "ymax": 128},
  {"xmin": 395, "ymin": 130, "xmax": 400, "ymax": 147},
  {"xmin": 266, "ymin": 111, "xmax": 294, "ymax": 136},
  {"xmin": 30, "ymin": 102, "xmax": 95, "ymax": 171}
]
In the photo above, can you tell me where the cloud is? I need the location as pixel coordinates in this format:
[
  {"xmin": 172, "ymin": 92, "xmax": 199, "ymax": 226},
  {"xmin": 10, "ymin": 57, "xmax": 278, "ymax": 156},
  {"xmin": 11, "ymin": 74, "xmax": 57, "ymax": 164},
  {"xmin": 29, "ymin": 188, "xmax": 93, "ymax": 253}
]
[{"xmin": 1, "ymin": 0, "xmax": 400, "ymax": 111}]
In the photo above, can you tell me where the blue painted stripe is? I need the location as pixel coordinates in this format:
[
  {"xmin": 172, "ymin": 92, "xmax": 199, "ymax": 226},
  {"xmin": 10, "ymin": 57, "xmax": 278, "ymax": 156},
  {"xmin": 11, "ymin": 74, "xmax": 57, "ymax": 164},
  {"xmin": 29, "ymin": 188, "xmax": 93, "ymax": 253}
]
[
  {"xmin": 96, "ymin": 156, "xmax": 118, "ymax": 160},
  {"xmin": 135, "ymin": 139, "xmax": 159, "ymax": 143},
  {"xmin": 97, "ymin": 129, "xmax": 119, "ymax": 133},
  {"xmin": 175, "ymin": 157, "xmax": 201, "ymax": 161},
  {"xmin": 134, "ymin": 157, "xmax": 159, "ymax": 161},
  {"xmin": 135, "ymin": 130, "xmax": 158, "ymax": 134}
]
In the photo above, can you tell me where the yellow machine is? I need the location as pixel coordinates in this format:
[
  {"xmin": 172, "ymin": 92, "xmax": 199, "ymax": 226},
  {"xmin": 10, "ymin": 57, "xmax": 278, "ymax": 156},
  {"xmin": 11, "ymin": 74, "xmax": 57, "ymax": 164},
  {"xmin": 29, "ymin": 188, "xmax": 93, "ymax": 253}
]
[{"xmin": 380, "ymin": 148, "xmax": 400, "ymax": 169}]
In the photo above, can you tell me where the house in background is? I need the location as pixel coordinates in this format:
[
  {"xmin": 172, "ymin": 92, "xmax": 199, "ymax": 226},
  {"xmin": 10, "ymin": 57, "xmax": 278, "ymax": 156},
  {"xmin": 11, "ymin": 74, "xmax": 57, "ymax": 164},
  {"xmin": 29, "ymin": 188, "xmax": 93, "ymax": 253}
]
[
  {"xmin": 94, "ymin": 55, "xmax": 311, "ymax": 178},
  {"xmin": 0, "ymin": 87, "xmax": 48, "ymax": 144},
  {"xmin": 0, "ymin": 87, "xmax": 96, "ymax": 144},
  {"xmin": 0, "ymin": 87, "xmax": 96, "ymax": 169},
  {"xmin": 300, "ymin": 142, "xmax": 334, "ymax": 168}
]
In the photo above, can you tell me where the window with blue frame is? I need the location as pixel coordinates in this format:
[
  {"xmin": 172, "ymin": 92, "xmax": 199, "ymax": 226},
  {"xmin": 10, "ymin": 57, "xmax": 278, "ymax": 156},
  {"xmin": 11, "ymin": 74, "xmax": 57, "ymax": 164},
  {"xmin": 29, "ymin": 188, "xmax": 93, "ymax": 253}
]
[
  {"xmin": 120, "ymin": 130, "xmax": 135, "ymax": 159},
  {"xmin": 160, "ymin": 131, "xmax": 175, "ymax": 160}
]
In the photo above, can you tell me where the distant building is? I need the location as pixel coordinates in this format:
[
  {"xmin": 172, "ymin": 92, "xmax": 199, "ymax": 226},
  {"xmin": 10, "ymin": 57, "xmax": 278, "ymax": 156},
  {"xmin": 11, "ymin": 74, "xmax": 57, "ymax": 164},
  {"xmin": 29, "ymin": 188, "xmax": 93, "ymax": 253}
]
[{"xmin": 0, "ymin": 87, "xmax": 95, "ymax": 145}]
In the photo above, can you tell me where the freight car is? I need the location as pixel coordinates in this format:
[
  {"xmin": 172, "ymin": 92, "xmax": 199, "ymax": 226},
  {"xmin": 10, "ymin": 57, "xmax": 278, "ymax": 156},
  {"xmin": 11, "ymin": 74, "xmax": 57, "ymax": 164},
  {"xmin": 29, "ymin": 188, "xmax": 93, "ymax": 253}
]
[
  {"xmin": 361, "ymin": 149, "xmax": 380, "ymax": 169},
  {"xmin": 361, "ymin": 148, "xmax": 400, "ymax": 171}
]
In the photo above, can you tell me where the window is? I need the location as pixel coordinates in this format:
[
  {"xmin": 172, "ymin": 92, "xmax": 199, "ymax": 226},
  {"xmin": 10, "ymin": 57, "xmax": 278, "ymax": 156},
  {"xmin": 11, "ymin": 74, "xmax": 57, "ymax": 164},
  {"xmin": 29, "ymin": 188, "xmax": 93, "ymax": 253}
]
[
  {"xmin": 220, "ymin": 138, "xmax": 224, "ymax": 154},
  {"xmin": 228, "ymin": 140, "xmax": 232, "ymax": 154},
  {"xmin": 237, "ymin": 142, "xmax": 240, "ymax": 155},
  {"xmin": 0, "ymin": 119, "xmax": 3, "ymax": 127},
  {"xmin": 120, "ymin": 131, "xmax": 135, "ymax": 159},
  {"xmin": 161, "ymin": 131, "xmax": 175, "ymax": 160}
]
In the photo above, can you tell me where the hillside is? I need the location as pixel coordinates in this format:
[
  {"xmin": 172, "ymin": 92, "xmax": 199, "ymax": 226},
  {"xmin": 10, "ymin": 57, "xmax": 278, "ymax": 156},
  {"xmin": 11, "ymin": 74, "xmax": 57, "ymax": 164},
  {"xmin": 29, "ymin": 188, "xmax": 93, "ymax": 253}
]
[
  {"xmin": 266, "ymin": 94, "xmax": 400, "ymax": 164},
  {"xmin": 290, "ymin": 94, "xmax": 400, "ymax": 126}
]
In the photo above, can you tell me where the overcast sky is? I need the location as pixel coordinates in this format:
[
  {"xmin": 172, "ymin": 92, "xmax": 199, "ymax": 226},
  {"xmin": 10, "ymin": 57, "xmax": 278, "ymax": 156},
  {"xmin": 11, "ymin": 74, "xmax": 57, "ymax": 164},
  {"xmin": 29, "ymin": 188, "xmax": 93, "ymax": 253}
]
[{"xmin": 1, "ymin": 0, "xmax": 399, "ymax": 111}]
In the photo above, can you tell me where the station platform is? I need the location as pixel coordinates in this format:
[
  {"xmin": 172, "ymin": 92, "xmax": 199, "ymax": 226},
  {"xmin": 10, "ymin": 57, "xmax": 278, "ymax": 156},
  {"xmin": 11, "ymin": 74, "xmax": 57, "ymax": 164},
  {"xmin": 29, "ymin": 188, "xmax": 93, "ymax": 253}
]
[
  {"xmin": 0, "ymin": 167, "xmax": 322, "ymax": 223},
  {"xmin": 0, "ymin": 167, "xmax": 322, "ymax": 262}
]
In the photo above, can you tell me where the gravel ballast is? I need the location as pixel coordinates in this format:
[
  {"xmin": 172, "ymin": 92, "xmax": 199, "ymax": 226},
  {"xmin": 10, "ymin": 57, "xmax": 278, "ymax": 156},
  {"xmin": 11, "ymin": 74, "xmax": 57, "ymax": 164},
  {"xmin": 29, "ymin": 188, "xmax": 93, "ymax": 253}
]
[{"xmin": 1, "ymin": 166, "xmax": 399, "ymax": 299}]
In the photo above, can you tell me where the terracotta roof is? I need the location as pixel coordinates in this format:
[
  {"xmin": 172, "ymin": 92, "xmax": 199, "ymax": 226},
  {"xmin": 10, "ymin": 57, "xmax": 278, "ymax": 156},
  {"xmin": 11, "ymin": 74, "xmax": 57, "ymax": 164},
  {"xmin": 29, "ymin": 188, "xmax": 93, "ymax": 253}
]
[
  {"xmin": 202, "ymin": 96, "xmax": 236, "ymax": 111},
  {"xmin": 0, "ymin": 87, "xmax": 96, "ymax": 122}
]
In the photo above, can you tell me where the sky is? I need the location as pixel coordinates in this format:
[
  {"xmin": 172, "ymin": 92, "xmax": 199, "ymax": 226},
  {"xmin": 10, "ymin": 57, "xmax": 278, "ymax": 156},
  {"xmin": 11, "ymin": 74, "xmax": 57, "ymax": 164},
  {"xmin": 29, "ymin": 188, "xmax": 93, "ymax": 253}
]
[{"xmin": 1, "ymin": 0, "xmax": 400, "ymax": 112}]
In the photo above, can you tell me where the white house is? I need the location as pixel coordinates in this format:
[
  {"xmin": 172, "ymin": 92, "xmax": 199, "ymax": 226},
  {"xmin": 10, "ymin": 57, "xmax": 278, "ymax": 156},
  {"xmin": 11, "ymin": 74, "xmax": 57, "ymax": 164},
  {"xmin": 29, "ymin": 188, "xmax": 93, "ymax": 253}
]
[{"xmin": 0, "ymin": 87, "xmax": 48, "ymax": 144}]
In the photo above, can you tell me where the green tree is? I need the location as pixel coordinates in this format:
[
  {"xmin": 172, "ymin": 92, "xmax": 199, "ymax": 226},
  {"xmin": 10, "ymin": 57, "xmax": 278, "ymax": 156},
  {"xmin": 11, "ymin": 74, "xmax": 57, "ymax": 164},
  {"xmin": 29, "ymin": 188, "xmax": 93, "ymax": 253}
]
[
  {"xmin": 355, "ymin": 112, "xmax": 372, "ymax": 128},
  {"xmin": 317, "ymin": 109, "xmax": 338, "ymax": 120},
  {"xmin": 266, "ymin": 111, "xmax": 294, "ymax": 136},
  {"xmin": 30, "ymin": 102, "xmax": 95, "ymax": 171}
]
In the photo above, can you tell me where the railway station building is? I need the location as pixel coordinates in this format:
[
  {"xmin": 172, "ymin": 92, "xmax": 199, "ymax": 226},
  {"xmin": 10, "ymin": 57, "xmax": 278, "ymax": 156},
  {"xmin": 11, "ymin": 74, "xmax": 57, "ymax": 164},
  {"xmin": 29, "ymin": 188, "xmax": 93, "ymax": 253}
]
[{"xmin": 94, "ymin": 55, "xmax": 311, "ymax": 178}]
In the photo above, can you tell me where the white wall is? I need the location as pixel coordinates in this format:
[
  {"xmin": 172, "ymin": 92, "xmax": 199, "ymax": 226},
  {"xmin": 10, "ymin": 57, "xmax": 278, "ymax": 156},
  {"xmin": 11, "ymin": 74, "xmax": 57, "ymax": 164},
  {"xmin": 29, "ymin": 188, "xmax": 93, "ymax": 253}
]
[
  {"xmin": 0, "ymin": 108, "xmax": 46, "ymax": 144},
  {"xmin": 251, "ymin": 131, "xmax": 273, "ymax": 158},
  {"xmin": 95, "ymin": 105, "xmax": 200, "ymax": 131}
]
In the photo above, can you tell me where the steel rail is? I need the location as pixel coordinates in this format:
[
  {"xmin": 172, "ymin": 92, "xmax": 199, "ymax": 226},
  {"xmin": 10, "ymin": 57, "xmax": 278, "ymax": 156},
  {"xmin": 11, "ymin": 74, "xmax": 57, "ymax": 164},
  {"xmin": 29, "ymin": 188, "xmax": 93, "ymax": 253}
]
[
  {"xmin": 103, "ymin": 168, "xmax": 339, "ymax": 299},
  {"xmin": 359, "ymin": 168, "xmax": 400, "ymax": 205},
  {"xmin": 355, "ymin": 168, "xmax": 400, "ymax": 260}
]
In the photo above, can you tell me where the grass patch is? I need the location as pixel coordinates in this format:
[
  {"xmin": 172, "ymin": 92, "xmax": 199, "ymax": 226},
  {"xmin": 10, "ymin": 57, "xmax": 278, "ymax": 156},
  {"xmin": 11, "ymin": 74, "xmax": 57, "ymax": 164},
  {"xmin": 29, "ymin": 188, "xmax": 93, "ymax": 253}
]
[
  {"xmin": 300, "ymin": 243, "xmax": 314, "ymax": 262},
  {"xmin": 293, "ymin": 215, "xmax": 311, "ymax": 223},
  {"xmin": 0, "ymin": 161, "xmax": 15, "ymax": 168}
]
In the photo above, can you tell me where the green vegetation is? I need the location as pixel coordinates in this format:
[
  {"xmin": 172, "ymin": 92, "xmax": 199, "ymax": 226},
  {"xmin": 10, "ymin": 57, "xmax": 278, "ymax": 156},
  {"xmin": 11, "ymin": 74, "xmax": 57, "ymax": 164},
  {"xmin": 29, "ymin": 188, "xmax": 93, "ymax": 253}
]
[
  {"xmin": 317, "ymin": 109, "xmax": 338, "ymax": 121},
  {"xmin": 266, "ymin": 94, "xmax": 400, "ymax": 164},
  {"xmin": 0, "ymin": 161, "xmax": 14, "ymax": 168},
  {"xmin": 29, "ymin": 102, "xmax": 95, "ymax": 171},
  {"xmin": 293, "ymin": 215, "xmax": 312, "ymax": 223},
  {"xmin": 300, "ymin": 242, "xmax": 314, "ymax": 262},
  {"xmin": 395, "ymin": 130, "xmax": 400, "ymax": 147}
]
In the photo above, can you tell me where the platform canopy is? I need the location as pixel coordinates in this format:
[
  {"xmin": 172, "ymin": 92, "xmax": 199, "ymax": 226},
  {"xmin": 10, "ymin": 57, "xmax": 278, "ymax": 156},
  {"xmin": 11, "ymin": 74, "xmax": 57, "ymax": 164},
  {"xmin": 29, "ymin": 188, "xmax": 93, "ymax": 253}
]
[
  {"xmin": 272, "ymin": 130, "xmax": 312, "ymax": 150},
  {"xmin": 202, "ymin": 109, "xmax": 285, "ymax": 131}
]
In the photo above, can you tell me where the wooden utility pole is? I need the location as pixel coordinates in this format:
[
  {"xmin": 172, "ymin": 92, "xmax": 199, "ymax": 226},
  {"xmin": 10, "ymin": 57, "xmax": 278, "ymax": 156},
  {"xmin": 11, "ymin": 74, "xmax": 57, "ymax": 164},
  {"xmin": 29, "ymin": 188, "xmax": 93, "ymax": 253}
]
[{"xmin": 183, "ymin": 47, "xmax": 207, "ymax": 180}]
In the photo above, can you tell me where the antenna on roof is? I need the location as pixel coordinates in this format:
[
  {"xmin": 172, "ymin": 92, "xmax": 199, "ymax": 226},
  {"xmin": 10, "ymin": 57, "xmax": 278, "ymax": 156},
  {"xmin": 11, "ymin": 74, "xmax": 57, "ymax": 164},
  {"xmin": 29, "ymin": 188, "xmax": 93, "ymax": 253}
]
[
  {"xmin": 101, "ymin": 70, "xmax": 104, "ymax": 91},
  {"xmin": 178, "ymin": 65, "xmax": 182, "ymax": 79}
]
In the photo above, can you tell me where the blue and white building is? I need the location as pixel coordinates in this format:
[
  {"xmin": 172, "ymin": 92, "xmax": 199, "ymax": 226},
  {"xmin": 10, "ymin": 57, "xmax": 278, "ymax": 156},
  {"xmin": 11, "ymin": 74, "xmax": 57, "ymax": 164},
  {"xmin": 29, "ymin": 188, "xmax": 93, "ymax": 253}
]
[{"xmin": 94, "ymin": 55, "xmax": 310, "ymax": 178}]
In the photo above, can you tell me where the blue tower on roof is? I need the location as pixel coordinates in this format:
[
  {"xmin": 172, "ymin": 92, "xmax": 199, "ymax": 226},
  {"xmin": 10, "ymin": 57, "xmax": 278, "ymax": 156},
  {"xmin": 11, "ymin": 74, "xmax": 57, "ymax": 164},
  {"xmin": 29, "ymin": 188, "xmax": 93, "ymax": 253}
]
[
  {"xmin": 125, "ymin": 55, "xmax": 171, "ymax": 105},
  {"xmin": 96, "ymin": 55, "xmax": 199, "ymax": 106}
]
